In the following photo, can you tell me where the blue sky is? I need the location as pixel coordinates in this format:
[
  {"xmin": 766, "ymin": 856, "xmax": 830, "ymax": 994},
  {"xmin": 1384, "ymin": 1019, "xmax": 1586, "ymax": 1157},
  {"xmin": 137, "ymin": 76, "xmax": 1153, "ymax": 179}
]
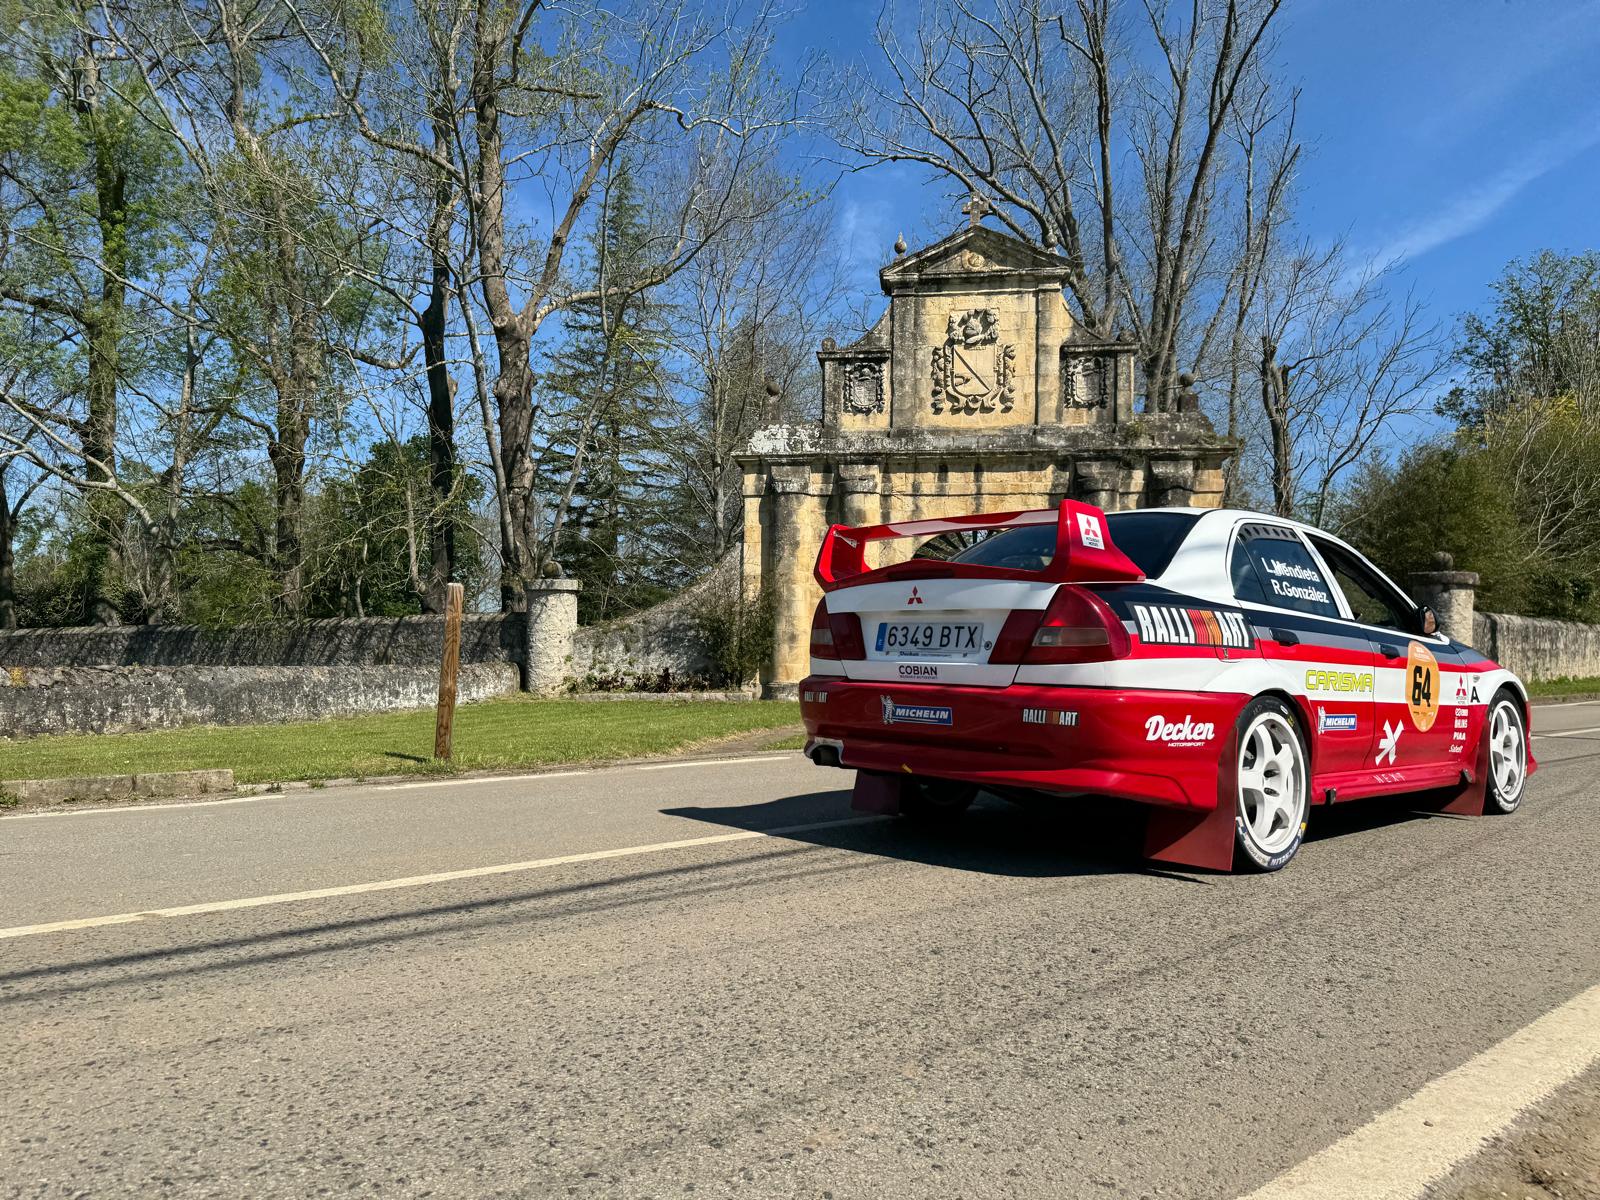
[{"xmin": 781, "ymin": 0, "xmax": 1600, "ymax": 346}]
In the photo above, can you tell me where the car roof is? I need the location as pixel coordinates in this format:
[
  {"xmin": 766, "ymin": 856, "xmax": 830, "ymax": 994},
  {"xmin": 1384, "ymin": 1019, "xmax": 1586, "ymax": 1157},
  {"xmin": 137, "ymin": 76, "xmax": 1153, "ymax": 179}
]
[{"xmin": 1119, "ymin": 506, "xmax": 1376, "ymax": 605}]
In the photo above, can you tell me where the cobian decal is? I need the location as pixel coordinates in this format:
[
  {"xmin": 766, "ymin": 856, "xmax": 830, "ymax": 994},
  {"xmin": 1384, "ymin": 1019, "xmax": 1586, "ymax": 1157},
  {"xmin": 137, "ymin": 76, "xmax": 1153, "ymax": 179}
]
[
  {"xmin": 1130, "ymin": 604, "xmax": 1253, "ymax": 649},
  {"xmin": 1406, "ymin": 641, "xmax": 1440, "ymax": 732}
]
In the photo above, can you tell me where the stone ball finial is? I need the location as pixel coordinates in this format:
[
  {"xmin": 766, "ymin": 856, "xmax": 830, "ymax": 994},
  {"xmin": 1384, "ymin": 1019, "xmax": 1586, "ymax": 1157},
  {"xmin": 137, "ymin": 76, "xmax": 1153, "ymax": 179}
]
[
  {"xmin": 1178, "ymin": 372, "xmax": 1196, "ymax": 388},
  {"xmin": 1432, "ymin": 551, "xmax": 1454, "ymax": 571},
  {"xmin": 894, "ymin": 232, "xmax": 908, "ymax": 255},
  {"xmin": 541, "ymin": 560, "xmax": 564, "ymax": 579},
  {"xmin": 764, "ymin": 376, "xmax": 781, "ymax": 399},
  {"xmin": 821, "ymin": 336, "xmax": 836, "ymax": 352}
]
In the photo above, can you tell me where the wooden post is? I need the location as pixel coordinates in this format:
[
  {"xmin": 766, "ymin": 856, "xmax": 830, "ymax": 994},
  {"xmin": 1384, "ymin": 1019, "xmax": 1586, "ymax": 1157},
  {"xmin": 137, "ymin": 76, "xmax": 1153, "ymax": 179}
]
[{"xmin": 434, "ymin": 582, "xmax": 465, "ymax": 760}]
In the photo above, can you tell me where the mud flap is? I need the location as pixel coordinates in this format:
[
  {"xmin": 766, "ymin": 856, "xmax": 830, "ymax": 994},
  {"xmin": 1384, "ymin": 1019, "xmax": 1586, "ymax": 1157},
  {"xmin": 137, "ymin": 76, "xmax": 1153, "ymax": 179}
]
[
  {"xmin": 852, "ymin": 770, "xmax": 906, "ymax": 815},
  {"xmin": 1141, "ymin": 730, "xmax": 1239, "ymax": 872},
  {"xmin": 1437, "ymin": 731, "xmax": 1491, "ymax": 817}
]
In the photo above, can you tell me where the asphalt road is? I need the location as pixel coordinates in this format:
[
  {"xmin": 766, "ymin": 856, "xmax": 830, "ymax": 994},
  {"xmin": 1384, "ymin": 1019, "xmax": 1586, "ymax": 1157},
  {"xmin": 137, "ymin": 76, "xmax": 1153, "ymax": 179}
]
[{"xmin": 4, "ymin": 703, "xmax": 1600, "ymax": 1199}]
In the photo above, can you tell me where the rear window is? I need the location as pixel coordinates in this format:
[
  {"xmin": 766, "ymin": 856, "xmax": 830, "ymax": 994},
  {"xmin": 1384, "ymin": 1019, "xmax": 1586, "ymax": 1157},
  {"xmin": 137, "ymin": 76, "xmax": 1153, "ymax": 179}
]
[{"xmin": 944, "ymin": 510, "xmax": 1199, "ymax": 577}]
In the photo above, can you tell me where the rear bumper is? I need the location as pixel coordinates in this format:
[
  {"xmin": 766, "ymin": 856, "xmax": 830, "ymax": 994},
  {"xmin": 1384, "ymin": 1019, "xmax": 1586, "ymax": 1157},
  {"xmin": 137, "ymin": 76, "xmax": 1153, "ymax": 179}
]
[{"xmin": 800, "ymin": 676, "xmax": 1249, "ymax": 811}]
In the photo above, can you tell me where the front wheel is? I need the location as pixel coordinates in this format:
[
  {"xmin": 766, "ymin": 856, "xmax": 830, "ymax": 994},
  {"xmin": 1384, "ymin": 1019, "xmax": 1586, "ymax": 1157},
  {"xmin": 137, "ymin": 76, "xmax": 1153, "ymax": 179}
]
[
  {"xmin": 1484, "ymin": 690, "xmax": 1528, "ymax": 814},
  {"xmin": 1233, "ymin": 697, "xmax": 1310, "ymax": 872}
]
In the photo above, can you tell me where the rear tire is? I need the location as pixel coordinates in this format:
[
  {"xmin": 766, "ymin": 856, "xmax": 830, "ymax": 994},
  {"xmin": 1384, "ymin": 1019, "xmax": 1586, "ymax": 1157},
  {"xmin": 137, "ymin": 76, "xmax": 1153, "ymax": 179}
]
[
  {"xmin": 1232, "ymin": 696, "xmax": 1310, "ymax": 872},
  {"xmin": 900, "ymin": 776, "xmax": 978, "ymax": 824},
  {"xmin": 1484, "ymin": 689, "xmax": 1528, "ymax": 815}
]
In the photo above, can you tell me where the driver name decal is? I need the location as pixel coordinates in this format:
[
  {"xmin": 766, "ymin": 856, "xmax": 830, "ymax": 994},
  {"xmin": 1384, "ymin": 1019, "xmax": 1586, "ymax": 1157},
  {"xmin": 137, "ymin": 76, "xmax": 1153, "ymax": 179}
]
[
  {"xmin": 1260, "ymin": 556, "xmax": 1333, "ymax": 607},
  {"xmin": 1130, "ymin": 604, "xmax": 1253, "ymax": 649}
]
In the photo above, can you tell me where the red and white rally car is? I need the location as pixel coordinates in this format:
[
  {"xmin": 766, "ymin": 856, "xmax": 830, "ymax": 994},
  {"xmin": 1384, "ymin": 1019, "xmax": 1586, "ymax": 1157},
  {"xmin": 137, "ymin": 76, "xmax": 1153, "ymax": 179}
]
[{"xmin": 799, "ymin": 500, "xmax": 1534, "ymax": 872}]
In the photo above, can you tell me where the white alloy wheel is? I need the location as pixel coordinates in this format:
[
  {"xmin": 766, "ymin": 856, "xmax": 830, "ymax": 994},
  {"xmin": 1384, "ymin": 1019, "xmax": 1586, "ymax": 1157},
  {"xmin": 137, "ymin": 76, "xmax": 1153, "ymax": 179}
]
[
  {"xmin": 1235, "ymin": 706, "xmax": 1308, "ymax": 870},
  {"xmin": 1485, "ymin": 694, "xmax": 1527, "ymax": 813}
]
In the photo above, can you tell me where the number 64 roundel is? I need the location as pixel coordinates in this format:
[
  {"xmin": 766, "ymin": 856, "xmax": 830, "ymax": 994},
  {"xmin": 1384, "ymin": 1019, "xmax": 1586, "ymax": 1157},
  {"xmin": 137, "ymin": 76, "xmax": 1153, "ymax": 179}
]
[{"xmin": 1407, "ymin": 641, "xmax": 1440, "ymax": 732}]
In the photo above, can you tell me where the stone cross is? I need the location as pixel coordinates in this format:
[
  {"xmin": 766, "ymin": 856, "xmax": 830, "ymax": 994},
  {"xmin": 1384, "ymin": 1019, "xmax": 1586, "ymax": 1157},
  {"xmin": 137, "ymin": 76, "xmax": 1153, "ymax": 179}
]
[{"xmin": 961, "ymin": 190, "xmax": 993, "ymax": 228}]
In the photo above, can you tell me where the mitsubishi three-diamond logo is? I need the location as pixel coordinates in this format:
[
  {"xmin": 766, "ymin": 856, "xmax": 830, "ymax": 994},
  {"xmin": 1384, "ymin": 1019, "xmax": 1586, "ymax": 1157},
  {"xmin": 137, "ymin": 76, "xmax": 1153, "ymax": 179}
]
[{"xmin": 906, "ymin": 587, "xmax": 924, "ymax": 605}]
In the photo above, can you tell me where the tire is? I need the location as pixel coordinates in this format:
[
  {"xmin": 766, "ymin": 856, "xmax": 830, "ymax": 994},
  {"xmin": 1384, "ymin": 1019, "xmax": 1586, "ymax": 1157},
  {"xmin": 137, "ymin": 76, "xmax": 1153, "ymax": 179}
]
[
  {"xmin": 1483, "ymin": 689, "xmax": 1529, "ymax": 815},
  {"xmin": 1232, "ymin": 696, "xmax": 1311, "ymax": 872},
  {"xmin": 900, "ymin": 776, "xmax": 978, "ymax": 824}
]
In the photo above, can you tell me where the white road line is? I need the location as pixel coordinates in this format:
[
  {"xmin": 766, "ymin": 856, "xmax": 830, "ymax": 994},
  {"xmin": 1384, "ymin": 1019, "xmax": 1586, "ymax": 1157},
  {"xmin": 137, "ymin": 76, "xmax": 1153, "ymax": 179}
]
[
  {"xmin": 1238, "ymin": 980, "xmax": 1600, "ymax": 1200},
  {"xmin": 0, "ymin": 795, "xmax": 270, "ymax": 821},
  {"xmin": 636, "ymin": 755, "xmax": 793, "ymax": 771},
  {"xmin": 0, "ymin": 755, "xmax": 804, "ymax": 820},
  {"xmin": 0, "ymin": 815, "xmax": 884, "ymax": 941},
  {"xmin": 1533, "ymin": 725, "xmax": 1600, "ymax": 739}
]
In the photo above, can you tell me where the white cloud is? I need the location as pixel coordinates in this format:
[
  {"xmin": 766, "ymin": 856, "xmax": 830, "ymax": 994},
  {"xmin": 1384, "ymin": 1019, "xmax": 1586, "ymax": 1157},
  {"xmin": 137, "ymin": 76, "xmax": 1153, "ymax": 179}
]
[{"xmin": 1362, "ymin": 119, "xmax": 1600, "ymax": 271}]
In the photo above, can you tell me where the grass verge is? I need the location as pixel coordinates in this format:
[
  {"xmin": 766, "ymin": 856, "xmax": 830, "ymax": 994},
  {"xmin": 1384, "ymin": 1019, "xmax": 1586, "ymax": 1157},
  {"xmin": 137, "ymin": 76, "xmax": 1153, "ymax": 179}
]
[
  {"xmin": 0, "ymin": 698, "xmax": 802, "ymax": 785},
  {"xmin": 1526, "ymin": 676, "xmax": 1600, "ymax": 699}
]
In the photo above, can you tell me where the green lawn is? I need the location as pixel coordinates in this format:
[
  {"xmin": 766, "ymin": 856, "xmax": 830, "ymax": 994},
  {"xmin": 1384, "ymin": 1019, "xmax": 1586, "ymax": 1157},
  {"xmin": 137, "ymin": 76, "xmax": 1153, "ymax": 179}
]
[
  {"xmin": 1527, "ymin": 676, "xmax": 1600, "ymax": 698},
  {"xmin": 0, "ymin": 698, "xmax": 802, "ymax": 785}
]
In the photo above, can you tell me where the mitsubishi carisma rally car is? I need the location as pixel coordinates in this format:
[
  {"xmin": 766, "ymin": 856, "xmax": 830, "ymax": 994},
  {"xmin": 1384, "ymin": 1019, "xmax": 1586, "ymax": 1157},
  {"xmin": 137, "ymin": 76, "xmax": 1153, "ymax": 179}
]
[{"xmin": 799, "ymin": 501, "xmax": 1533, "ymax": 872}]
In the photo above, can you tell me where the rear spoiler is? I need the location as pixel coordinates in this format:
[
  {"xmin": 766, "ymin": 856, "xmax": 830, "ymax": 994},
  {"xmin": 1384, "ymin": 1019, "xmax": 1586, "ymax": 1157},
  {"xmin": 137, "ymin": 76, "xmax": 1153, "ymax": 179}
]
[{"xmin": 814, "ymin": 499, "xmax": 1145, "ymax": 591}]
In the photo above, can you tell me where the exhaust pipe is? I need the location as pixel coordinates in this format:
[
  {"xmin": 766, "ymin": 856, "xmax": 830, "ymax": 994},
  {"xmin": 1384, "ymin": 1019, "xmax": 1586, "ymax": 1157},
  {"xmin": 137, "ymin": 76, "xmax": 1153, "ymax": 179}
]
[{"xmin": 806, "ymin": 738, "xmax": 845, "ymax": 768}]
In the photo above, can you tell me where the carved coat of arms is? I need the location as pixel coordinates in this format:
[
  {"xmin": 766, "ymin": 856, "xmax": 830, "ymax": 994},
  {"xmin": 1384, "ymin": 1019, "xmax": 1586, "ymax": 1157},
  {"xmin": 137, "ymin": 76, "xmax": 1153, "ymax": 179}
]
[{"xmin": 931, "ymin": 309, "xmax": 1016, "ymax": 415}]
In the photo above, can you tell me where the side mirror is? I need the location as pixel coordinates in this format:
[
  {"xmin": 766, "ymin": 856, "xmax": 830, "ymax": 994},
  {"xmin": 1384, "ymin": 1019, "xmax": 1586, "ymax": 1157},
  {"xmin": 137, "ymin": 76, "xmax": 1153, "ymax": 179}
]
[{"xmin": 1418, "ymin": 605, "xmax": 1438, "ymax": 636}]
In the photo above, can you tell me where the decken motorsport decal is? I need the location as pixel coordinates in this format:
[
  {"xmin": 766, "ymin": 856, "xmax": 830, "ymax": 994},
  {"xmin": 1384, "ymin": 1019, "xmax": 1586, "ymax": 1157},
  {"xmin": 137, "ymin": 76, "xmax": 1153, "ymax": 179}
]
[
  {"xmin": 1130, "ymin": 604, "xmax": 1253, "ymax": 649},
  {"xmin": 1406, "ymin": 641, "xmax": 1440, "ymax": 732},
  {"xmin": 1145, "ymin": 715, "xmax": 1215, "ymax": 747},
  {"xmin": 880, "ymin": 696, "xmax": 952, "ymax": 726}
]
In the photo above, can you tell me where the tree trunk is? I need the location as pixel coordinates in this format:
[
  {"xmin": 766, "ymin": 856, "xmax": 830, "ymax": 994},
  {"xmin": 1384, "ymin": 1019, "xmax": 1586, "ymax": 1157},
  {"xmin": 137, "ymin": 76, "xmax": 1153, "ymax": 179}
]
[
  {"xmin": 1261, "ymin": 335, "xmax": 1293, "ymax": 517},
  {"xmin": 269, "ymin": 397, "xmax": 309, "ymax": 616},
  {"xmin": 420, "ymin": 245, "xmax": 457, "ymax": 614},
  {"xmin": 81, "ymin": 92, "xmax": 128, "ymax": 626},
  {"xmin": 0, "ymin": 473, "xmax": 16, "ymax": 631},
  {"xmin": 419, "ymin": 110, "xmax": 458, "ymax": 614}
]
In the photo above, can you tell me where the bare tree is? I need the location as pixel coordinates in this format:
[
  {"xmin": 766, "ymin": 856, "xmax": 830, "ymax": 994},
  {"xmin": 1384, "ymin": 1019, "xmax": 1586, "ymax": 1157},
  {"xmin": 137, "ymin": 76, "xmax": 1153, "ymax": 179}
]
[
  {"xmin": 840, "ymin": 0, "xmax": 1287, "ymax": 408},
  {"xmin": 1253, "ymin": 244, "xmax": 1447, "ymax": 524}
]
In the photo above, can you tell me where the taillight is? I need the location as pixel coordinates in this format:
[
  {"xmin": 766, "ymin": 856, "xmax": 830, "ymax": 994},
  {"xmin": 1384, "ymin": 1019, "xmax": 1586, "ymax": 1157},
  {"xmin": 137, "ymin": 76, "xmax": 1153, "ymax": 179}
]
[
  {"xmin": 810, "ymin": 601, "xmax": 866, "ymax": 660},
  {"xmin": 989, "ymin": 585, "xmax": 1130, "ymax": 664},
  {"xmin": 810, "ymin": 600, "xmax": 838, "ymax": 659}
]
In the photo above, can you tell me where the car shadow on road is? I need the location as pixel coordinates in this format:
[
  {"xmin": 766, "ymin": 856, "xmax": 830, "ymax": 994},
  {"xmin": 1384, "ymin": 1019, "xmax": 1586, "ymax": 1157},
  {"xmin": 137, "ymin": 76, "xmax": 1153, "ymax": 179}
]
[{"xmin": 665, "ymin": 788, "xmax": 1162, "ymax": 881}]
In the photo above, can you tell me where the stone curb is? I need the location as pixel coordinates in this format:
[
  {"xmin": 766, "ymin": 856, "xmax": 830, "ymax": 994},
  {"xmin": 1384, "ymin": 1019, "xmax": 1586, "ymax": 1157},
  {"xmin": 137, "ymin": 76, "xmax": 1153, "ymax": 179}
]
[
  {"xmin": 1530, "ymin": 692, "xmax": 1600, "ymax": 706},
  {"xmin": 564, "ymin": 690, "xmax": 757, "ymax": 703},
  {"xmin": 0, "ymin": 768, "xmax": 234, "ymax": 807}
]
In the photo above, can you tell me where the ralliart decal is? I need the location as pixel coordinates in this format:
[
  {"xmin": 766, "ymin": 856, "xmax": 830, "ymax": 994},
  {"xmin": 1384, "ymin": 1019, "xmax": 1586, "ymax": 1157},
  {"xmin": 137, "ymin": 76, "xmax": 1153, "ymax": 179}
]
[{"xmin": 1130, "ymin": 604, "xmax": 1253, "ymax": 649}]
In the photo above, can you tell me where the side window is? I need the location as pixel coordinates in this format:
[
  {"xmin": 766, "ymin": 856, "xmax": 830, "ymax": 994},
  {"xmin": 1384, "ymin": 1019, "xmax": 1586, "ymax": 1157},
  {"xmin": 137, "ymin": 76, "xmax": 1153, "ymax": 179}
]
[
  {"xmin": 1233, "ymin": 524, "xmax": 1341, "ymax": 619},
  {"xmin": 1309, "ymin": 536, "xmax": 1413, "ymax": 631}
]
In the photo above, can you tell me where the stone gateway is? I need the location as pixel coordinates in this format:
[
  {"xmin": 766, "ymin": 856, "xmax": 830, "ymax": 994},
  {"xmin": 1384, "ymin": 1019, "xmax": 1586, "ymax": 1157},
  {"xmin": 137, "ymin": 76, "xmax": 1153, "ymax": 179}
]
[{"xmin": 738, "ymin": 207, "xmax": 1233, "ymax": 698}]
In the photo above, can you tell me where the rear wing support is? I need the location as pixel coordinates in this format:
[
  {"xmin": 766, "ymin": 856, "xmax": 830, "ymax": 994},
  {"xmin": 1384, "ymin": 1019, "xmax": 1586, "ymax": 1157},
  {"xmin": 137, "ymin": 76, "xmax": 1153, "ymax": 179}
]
[{"xmin": 814, "ymin": 499, "xmax": 1145, "ymax": 591}]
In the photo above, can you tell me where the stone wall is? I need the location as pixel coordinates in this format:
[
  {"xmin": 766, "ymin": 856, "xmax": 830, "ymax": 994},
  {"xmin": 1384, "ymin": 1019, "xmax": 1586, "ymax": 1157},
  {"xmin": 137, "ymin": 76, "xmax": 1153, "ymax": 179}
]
[
  {"xmin": 1473, "ymin": 612, "xmax": 1600, "ymax": 684},
  {"xmin": 0, "ymin": 663, "xmax": 519, "ymax": 738},
  {"xmin": 568, "ymin": 555, "xmax": 736, "ymax": 689},
  {"xmin": 0, "ymin": 613, "xmax": 522, "ymax": 669}
]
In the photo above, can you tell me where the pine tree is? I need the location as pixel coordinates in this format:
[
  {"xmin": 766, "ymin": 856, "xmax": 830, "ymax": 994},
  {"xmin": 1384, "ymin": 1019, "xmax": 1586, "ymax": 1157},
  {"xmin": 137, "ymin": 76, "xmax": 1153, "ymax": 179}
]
[{"xmin": 540, "ymin": 161, "xmax": 678, "ymax": 623}]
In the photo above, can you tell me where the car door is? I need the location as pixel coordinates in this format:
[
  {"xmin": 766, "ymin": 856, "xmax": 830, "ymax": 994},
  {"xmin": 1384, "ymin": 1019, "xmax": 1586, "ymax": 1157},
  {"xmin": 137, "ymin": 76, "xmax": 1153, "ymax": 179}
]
[
  {"xmin": 1228, "ymin": 523, "xmax": 1376, "ymax": 780},
  {"xmin": 1306, "ymin": 535, "xmax": 1463, "ymax": 781}
]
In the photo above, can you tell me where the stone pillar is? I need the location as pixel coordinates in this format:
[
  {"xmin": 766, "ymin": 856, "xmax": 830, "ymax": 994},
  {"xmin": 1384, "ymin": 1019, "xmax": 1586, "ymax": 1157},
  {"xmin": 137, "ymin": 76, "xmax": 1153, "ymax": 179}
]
[
  {"xmin": 836, "ymin": 463, "xmax": 883, "ymax": 530},
  {"xmin": 1148, "ymin": 458, "xmax": 1196, "ymax": 507},
  {"xmin": 765, "ymin": 464, "xmax": 819, "ymax": 699},
  {"xmin": 1410, "ymin": 552, "xmax": 1479, "ymax": 645},
  {"xmin": 1076, "ymin": 459, "xmax": 1119, "ymax": 511},
  {"xmin": 523, "ymin": 578, "xmax": 582, "ymax": 694}
]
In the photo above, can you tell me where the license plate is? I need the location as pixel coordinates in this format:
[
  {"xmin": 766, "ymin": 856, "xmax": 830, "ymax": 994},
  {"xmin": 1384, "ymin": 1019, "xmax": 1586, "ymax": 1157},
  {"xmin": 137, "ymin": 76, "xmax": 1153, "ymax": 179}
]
[{"xmin": 875, "ymin": 621, "xmax": 983, "ymax": 658}]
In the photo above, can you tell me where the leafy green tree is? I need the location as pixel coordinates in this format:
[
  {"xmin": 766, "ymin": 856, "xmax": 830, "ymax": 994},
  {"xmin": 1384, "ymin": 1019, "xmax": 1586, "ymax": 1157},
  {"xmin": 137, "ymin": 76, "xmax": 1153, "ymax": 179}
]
[
  {"xmin": 305, "ymin": 437, "xmax": 486, "ymax": 618},
  {"xmin": 0, "ymin": 1, "xmax": 185, "ymax": 623},
  {"xmin": 540, "ymin": 162, "xmax": 677, "ymax": 623}
]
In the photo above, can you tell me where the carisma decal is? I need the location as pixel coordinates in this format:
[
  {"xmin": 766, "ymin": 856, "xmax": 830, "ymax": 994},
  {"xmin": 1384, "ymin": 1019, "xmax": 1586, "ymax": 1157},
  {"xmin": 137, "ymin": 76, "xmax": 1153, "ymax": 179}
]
[
  {"xmin": 1130, "ymin": 604, "xmax": 1253, "ymax": 649},
  {"xmin": 1304, "ymin": 668, "xmax": 1374, "ymax": 698}
]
